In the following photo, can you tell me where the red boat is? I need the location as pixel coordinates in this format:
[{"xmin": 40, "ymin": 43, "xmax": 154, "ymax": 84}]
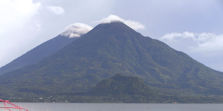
[{"xmin": 0, "ymin": 99, "xmax": 28, "ymax": 111}]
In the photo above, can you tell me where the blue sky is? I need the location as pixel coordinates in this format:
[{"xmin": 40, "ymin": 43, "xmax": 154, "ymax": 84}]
[{"xmin": 0, "ymin": 0, "xmax": 223, "ymax": 71}]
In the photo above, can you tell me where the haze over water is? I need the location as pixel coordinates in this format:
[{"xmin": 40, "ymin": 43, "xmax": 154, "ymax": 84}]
[{"xmin": 16, "ymin": 103, "xmax": 223, "ymax": 111}]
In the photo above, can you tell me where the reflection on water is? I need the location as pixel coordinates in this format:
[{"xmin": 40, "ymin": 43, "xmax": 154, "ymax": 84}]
[{"xmin": 15, "ymin": 103, "xmax": 223, "ymax": 111}]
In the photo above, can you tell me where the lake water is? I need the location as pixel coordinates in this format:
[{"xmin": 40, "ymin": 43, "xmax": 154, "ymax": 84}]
[{"xmin": 10, "ymin": 103, "xmax": 223, "ymax": 111}]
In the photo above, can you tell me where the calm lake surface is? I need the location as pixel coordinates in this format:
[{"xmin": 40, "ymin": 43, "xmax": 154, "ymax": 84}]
[{"xmin": 14, "ymin": 103, "xmax": 223, "ymax": 111}]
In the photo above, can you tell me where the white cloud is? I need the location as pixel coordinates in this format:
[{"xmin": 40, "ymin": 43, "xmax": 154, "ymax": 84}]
[
  {"xmin": 47, "ymin": 6, "xmax": 65, "ymax": 15},
  {"xmin": 0, "ymin": 0, "xmax": 41, "ymax": 33},
  {"xmin": 0, "ymin": 0, "xmax": 41, "ymax": 67},
  {"xmin": 160, "ymin": 32, "xmax": 223, "ymax": 52},
  {"xmin": 99, "ymin": 14, "xmax": 145, "ymax": 30},
  {"xmin": 160, "ymin": 32, "xmax": 223, "ymax": 71},
  {"xmin": 60, "ymin": 15, "xmax": 145, "ymax": 38},
  {"xmin": 60, "ymin": 23, "xmax": 93, "ymax": 38}
]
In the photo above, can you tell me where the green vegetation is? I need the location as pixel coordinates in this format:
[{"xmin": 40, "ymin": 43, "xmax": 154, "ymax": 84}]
[{"xmin": 0, "ymin": 22, "xmax": 223, "ymax": 103}]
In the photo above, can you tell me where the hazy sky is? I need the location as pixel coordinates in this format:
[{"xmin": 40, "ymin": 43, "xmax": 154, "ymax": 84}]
[{"xmin": 1, "ymin": 0, "xmax": 223, "ymax": 71}]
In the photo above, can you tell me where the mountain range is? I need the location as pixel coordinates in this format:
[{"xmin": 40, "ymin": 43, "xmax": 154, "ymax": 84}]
[{"xmin": 0, "ymin": 22, "xmax": 223, "ymax": 103}]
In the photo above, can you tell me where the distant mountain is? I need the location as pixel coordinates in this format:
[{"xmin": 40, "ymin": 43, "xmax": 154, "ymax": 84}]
[
  {"xmin": 0, "ymin": 36, "xmax": 76, "ymax": 75},
  {"xmin": 0, "ymin": 23, "xmax": 92, "ymax": 75},
  {"xmin": 1, "ymin": 22, "xmax": 223, "ymax": 102}
]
